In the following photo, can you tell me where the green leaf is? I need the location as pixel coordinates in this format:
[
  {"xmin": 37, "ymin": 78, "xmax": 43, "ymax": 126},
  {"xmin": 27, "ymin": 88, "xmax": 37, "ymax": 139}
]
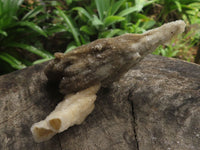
[
  {"xmin": 17, "ymin": 0, "xmax": 24, "ymax": 6},
  {"xmin": 50, "ymin": 1, "xmax": 62, "ymax": 6},
  {"xmin": 80, "ymin": 34, "xmax": 88, "ymax": 45},
  {"xmin": 171, "ymin": 50, "xmax": 179, "ymax": 57},
  {"xmin": 100, "ymin": 29, "xmax": 122, "ymax": 38},
  {"xmin": 0, "ymin": 0, "xmax": 23, "ymax": 29},
  {"xmin": 143, "ymin": 0, "xmax": 157, "ymax": 7},
  {"xmin": 65, "ymin": 0, "xmax": 72, "ymax": 5},
  {"xmin": 0, "ymin": 30, "xmax": 7, "ymax": 36},
  {"xmin": 22, "ymin": 5, "xmax": 44, "ymax": 20},
  {"xmin": 134, "ymin": 0, "xmax": 155, "ymax": 12},
  {"xmin": 95, "ymin": 0, "xmax": 110, "ymax": 20},
  {"xmin": 160, "ymin": 48, "xmax": 166, "ymax": 56},
  {"xmin": 104, "ymin": 16, "xmax": 125, "ymax": 27},
  {"xmin": 8, "ymin": 43, "xmax": 53, "ymax": 59},
  {"xmin": 73, "ymin": 7, "xmax": 92, "ymax": 20},
  {"xmin": 33, "ymin": 57, "xmax": 54, "ymax": 65},
  {"xmin": 0, "ymin": 52, "xmax": 26, "ymax": 69},
  {"xmin": 174, "ymin": 1, "xmax": 182, "ymax": 12},
  {"xmin": 133, "ymin": 13, "xmax": 151, "ymax": 20},
  {"xmin": 95, "ymin": 0, "xmax": 104, "ymax": 20},
  {"xmin": 56, "ymin": 8, "xmax": 81, "ymax": 46},
  {"xmin": 80, "ymin": 25, "xmax": 95, "ymax": 35},
  {"xmin": 46, "ymin": 25, "xmax": 67, "ymax": 36},
  {"xmin": 0, "ymin": 0, "xmax": 3, "ymax": 14},
  {"xmin": 65, "ymin": 42, "xmax": 77, "ymax": 53},
  {"xmin": 118, "ymin": 7, "xmax": 138, "ymax": 16},
  {"xmin": 92, "ymin": 15, "xmax": 103, "ymax": 27},
  {"xmin": 142, "ymin": 20, "xmax": 156, "ymax": 30},
  {"xmin": 109, "ymin": 0, "xmax": 125, "ymax": 15},
  {"xmin": 17, "ymin": 21, "xmax": 48, "ymax": 37}
]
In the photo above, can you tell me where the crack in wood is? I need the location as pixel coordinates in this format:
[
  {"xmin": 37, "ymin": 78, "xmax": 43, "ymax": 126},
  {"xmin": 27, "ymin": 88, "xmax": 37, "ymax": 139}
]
[
  {"xmin": 58, "ymin": 135, "xmax": 63, "ymax": 150},
  {"xmin": 128, "ymin": 90, "xmax": 139, "ymax": 150}
]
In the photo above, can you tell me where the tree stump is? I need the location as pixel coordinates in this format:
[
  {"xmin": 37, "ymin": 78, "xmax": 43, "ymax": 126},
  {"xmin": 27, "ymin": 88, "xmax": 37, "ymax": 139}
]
[{"xmin": 0, "ymin": 55, "xmax": 199, "ymax": 150}]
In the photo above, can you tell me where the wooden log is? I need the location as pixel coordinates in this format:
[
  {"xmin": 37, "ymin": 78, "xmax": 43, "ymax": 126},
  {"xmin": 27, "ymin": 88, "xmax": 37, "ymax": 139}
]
[{"xmin": 0, "ymin": 55, "xmax": 200, "ymax": 150}]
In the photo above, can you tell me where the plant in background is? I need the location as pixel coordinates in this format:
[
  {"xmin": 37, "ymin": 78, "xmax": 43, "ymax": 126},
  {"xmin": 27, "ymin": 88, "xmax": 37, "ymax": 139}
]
[
  {"xmin": 50, "ymin": 0, "xmax": 200, "ymax": 61},
  {"xmin": 153, "ymin": 27, "xmax": 200, "ymax": 62},
  {"xmin": 146, "ymin": 0, "xmax": 200, "ymax": 61},
  {"xmin": 0, "ymin": 0, "xmax": 200, "ymax": 75},
  {"xmin": 51, "ymin": 0, "xmax": 156, "ymax": 52},
  {"xmin": 153, "ymin": 45, "xmax": 180, "ymax": 58},
  {"xmin": 0, "ymin": 0, "xmax": 54, "ymax": 74},
  {"xmin": 146, "ymin": 0, "xmax": 200, "ymax": 23}
]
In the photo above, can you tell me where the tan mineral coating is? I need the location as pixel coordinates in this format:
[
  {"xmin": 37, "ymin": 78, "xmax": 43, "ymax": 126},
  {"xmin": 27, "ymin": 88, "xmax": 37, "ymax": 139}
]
[{"xmin": 31, "ymin": 84, "xmax": 100, "ymax": 143}]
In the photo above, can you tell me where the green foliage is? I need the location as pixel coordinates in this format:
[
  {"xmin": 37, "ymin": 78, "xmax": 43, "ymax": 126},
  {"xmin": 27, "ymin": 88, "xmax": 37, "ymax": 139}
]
[
  {"xmin": 143, "ymin": 0, "xmax": 200, "ymax": 60},
  {"xmin": 51, "ymin": 0, "xmax": 155, "ymax": 52},
  {"xmin": 0, "ymin": 0, "xmax": 53, "ymax": 73},
  {"xmin": 153, "ymin": 45, "xmax": 179, "ymax": 58},
  {"xmin": 148, "ymin": 0, "xmax": 200, "ymax": 24},
  {"xmin": 0, "ymin": 52, "xmax": 26, "ymax": 69},
  {"xmin": 0, "ymin": 0, "xmax": 200, "ymax": 74},
  {"xmin": 153, "ymin": 29, "xmax": 200, "ymax": 61}
]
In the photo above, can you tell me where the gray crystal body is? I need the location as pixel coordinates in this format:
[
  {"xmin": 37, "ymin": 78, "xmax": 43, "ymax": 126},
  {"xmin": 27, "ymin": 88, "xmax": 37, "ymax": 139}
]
[{"xmin": 45, "ymin": 20, "xmax": 185, "ymax": 94}]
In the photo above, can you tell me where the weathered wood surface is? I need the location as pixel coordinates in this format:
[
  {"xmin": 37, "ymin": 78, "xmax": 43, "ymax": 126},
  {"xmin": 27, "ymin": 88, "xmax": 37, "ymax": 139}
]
[{"xmin": 0, "ymin": 55, "xmax": 200, "ymax": 150}]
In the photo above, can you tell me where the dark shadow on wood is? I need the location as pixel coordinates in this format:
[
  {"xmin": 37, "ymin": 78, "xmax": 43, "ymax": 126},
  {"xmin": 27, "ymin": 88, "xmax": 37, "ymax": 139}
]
[{"xmin": 195, "ymin": 44, "xmax": 200, "ymax": 64}]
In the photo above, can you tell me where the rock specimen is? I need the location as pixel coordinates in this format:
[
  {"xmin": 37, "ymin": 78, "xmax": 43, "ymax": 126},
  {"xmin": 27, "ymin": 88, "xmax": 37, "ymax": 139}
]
[
  {"xmin": 31, "ymin": 20, "xmax": 186, "ymax": 142},
  {"xmin": 45, "ymin": 20, "xmax": 186, "ymax": 95}
]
